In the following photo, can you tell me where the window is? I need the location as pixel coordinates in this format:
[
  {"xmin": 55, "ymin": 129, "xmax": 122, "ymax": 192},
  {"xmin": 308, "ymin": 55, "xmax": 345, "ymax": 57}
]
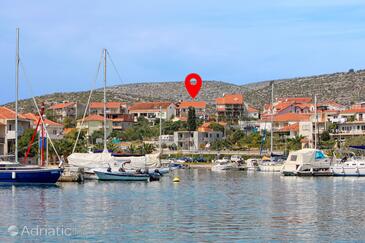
[{"xmin": 290, "ymin": 155, "xmax": 297, "ymax": 161}]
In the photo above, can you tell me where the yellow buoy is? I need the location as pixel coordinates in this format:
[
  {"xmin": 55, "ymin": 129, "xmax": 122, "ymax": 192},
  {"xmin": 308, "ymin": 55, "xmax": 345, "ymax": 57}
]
[{"xmin": 173, "ymin": 176, "xmax": 180, "ymax": 183}]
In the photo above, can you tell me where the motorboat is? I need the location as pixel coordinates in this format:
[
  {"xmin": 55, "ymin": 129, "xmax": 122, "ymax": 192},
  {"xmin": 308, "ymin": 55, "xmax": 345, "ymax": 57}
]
[
  {"xmin": 94, "ymin": 170, "xmax": 151, "ymax": 182},
  {"xmin": 331, "ymin": 157, "xmax": 365, "ymax": 176},
  {"xmin": 281, "ymin": 149, "xmax": 332, "ymax": 176},
  {"xmin": 211, "ymin": 157, "xmax": 239, "ymax": 172},
  {"xmin": 231, "ymin": 155, "xmax": 244, "ymax": 163},
  {"xmin": 246, "ymin": 158, "xmax": 260, "ymax": 171},
  {"xmin": 259, "ymin": 155, "xmax": 285, "ymax": 172}
]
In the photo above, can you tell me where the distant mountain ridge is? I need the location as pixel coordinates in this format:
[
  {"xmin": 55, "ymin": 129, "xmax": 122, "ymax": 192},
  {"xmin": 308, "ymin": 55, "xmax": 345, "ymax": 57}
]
[{"xmin": 4, "ymin": 69, "xmax": 365, "ymax": 113}]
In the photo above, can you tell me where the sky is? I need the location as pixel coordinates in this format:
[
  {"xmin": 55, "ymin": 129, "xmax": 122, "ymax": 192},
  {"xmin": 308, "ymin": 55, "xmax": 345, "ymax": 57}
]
[{"xmin": 1, "ymin": 0, "xmax": 365, "ymax": 104}]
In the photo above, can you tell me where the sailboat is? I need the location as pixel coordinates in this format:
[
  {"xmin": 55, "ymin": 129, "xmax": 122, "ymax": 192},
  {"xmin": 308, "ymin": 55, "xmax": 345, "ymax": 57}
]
[
  {"xmin": 0, "ymin": 29, "xmax": 62, "ymax": 184},
  {"xmin": 67, "ymin": 49, "xmax": 164, "ymax": 179},
  {"xmin": 259, "ymin": 81, "xmax": 285, "ymax": 172}
]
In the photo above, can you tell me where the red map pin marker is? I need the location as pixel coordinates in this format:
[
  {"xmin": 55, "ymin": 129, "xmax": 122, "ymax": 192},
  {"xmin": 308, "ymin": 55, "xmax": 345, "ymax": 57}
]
[{"xmin": 185, "ymin": 73, "xmax": 202, "ymax": 99}]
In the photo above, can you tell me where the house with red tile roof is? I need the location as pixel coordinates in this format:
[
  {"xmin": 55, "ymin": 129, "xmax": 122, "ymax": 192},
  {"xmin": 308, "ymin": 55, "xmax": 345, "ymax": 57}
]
[
  {"xmin": 175, "ymin": 101, "xmax": 207, "ymax": 120},
  {"xmin": 111, "ymin": 114, "xmax": 134, "ymax": 130},
  {"xmin": 263, "ymin": 97, "xmax": 314, "ymax": 116},
  {"xmin": 246, "ymin": 105, "xmax": 259, "ymax": 119},
  {"xmin": 216, "ymin": 94, "xmax": 246, "ymax": 122},
  {"xmin": 129, "ymin": 102, "xmax": 176, "ymax": 122},
  {"xmin": 328, "ymin": 108, "xmax": 365, "ymax": 138},
  {"xmin": 260, "ymin": 113, "xmax": 313, "ymax": 140},
  {"xmin": 48, "ymin": 102, "xmax": 86, "ymax": 123},
  {"xmin": 89, "ymin": 101, "xmax": 128, "ymax": 119},
  {"xmin": 22, "ymin": 113, "xmax": 64, "ymax": 140},
  {"xmin": 76, "ymin": 114, "xmax": 113, "ymax": 137},
  {"xmin": 0, "ymin": 107, "xmax": 31, "ymax": 156}
]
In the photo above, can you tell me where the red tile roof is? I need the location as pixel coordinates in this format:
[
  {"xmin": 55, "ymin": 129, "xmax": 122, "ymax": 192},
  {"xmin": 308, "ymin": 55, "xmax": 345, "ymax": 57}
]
[
  {"xmin": 216, "ymin": 94, "xmax": 244, "ymax": 105},
  {"xmin": 278, "ymin": 123, "xmax": 299, "ymax": 132},
  {"xmin": 275, "ymin": 101, "xmax": 295, "ymax": 111},
  {"xmin": 277, "ymin": 97, "xmax": 312, "ymax": 103},
  {"xmin": 129, "ymin": 102, "xmax": 173, "ymax": 111},
  {"xmin": 262, "ymin": 113, "xmax": 311, "ymax": 122},
  {"xmin": 179, "ymin": 101, "xmax": 206, "ymax": 109},
  {"xmin": 0, "ymin": 106, "xmax": 27, "ymax": 120},
  {"xmin": 64, "ymin": 128, "xmax": 76, "ymax": 135},
  {"xmin": 49, "ymin": 102, "xmax": 75, "ymax": 109},
  {"xmin": 112, "ymin": 116, "xmax": 134, "ymax": 122},
  {"xmin": 79, "ymin": 115, "xmax": 112, "ymax": 122},
  {"xmin": 23, "ymin": 113, "xmax": 63, "ymax": 127},
  {"xmin": 295, "ymin": 103, "xmax": 313, "ymax": 109},
  {"xmin": 340, "ymin": 108, "xmax": 365, "ymax": 114},
  {"xmin": 90, "ymin": 102, "xmax": 126, "ymax": 109}
]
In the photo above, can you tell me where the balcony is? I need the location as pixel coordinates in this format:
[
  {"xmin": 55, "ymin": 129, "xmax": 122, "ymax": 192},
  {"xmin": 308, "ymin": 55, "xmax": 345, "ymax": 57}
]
[{"xmin": 6, "ymin": 131, "xmax": 16, "ymax": 139}]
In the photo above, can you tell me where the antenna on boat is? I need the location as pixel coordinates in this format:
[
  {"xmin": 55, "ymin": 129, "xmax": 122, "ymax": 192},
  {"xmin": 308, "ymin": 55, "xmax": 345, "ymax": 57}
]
[
  {"xmin": 270, "ymin": 81, "xmax": 274, "ymax": 156},
  {"xmin": 103, "ymin": 48, "xmax": 108, "ymax": 153},
  {"xmin": 15, "ymin": 28, "xmax": 19, "ymax": 163}
]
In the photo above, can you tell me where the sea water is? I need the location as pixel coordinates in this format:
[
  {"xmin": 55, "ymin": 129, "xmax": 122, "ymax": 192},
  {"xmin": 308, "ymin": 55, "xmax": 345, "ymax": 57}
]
[{"xmin": 0, "ymin": 169, "xmax": 364, "ymax": 242}]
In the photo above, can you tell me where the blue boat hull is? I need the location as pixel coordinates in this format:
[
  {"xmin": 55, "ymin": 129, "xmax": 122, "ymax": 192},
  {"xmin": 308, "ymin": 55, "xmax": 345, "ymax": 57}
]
[{"xmin": 0, "ymin": 169, "xmax": 62, "ymax": 184}]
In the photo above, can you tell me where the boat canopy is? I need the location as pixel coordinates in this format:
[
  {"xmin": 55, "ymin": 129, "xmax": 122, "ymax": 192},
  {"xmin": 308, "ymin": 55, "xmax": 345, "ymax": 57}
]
[{"xmin": 287, "ymin": 149, "xmax": 327, "ymax": 164}]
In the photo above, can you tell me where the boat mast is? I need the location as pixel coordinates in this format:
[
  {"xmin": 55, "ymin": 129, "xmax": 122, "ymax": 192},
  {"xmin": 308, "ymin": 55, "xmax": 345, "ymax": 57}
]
[
  {"xmin": 270, "ymin": 81, "xmax": 274, "ymax": 155},
  {"xmin": 15, "ymin": 28, "xmax": 19, "ymax": 163},
  {"xmin": 103, "ymin": 48, "xmax": 107, "ymax": 152},
  {"xmin": 159, "ymin": 106, "xmax": 162, "ymax": 154},
  {"xmin": 314, "ymin": 95, "xmax": 317, "ymax": 149}
]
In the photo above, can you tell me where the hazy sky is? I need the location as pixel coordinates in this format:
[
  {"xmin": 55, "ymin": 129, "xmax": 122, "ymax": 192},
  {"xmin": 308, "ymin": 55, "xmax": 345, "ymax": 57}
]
[{"xmin": 1, "ymin": 0, "xmax": 365, "ymax": 104}]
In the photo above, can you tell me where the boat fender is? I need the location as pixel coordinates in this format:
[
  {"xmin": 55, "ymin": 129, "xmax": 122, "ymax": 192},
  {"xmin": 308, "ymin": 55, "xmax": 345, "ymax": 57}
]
[
  {"xmin": 12, "ymin": 172, "xmax": 16, "ymax": 179},
  {"xmin": 173, "ymin": 176, "xmax": 180, "ymax": 183}
]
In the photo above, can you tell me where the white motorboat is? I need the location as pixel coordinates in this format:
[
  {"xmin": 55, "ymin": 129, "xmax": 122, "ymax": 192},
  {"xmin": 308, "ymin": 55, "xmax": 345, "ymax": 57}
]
[
  {"xmin": 246, "ymin": 158, "xmax": 260, "ymax": 171},
  {"xmin": 211, "ymin": 157, "xmax": 239, "ymax": 172},
  {"xmin": 258, "ymin": 155, "xmax": 284, "ymax": 172},
  {"xmin": 281, "ymin": 149, "xmax": 332, "ymax": 176},
  {"xmin": 331, "ymin": 157, "xmax": 365, "ymax": 176},
  {"xmin": 231, "ymin": 155, "xmax": 244, "ymax": 163}
]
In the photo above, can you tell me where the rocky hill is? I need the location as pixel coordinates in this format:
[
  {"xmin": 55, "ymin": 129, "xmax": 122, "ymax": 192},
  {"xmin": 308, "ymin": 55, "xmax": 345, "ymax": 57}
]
[{"xmin": 4, "ymin": 69, "xmax": 365, "ymax": 113}]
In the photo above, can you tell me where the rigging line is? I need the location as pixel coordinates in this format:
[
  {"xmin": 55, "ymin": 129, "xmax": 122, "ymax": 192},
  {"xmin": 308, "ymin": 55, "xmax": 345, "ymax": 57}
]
[
  {"xmin": 19, "ymin": 58, "xmax": 62, "ymax": 162},
  {"xmin": 72, "ymin": 49, "xmax": 104, "ymax": 153},
  {"xmin": 106, "ymin": 50, "xmax": 124, "ymax": 84}
]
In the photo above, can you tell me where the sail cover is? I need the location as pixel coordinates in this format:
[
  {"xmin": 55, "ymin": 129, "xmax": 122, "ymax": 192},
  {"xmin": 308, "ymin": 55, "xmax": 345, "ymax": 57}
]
[{"xmin": 68, "ymin": 152, "xmax": 160, "ymax": 169}]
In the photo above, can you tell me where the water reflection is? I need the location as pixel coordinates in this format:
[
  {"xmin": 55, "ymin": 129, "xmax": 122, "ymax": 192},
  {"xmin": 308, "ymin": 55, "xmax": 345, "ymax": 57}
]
[{"xmin": 0, "ymin": 170, "xmax": 364, "ymax": 241}]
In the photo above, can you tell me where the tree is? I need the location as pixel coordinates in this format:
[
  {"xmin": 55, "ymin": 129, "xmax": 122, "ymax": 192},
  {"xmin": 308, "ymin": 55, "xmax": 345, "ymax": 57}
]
[
  {"xmin": 63, "ymin": 117, "xmax": 76, "ymax": 128},
  {"xmin": 137, "ymin": 143, "xmax": 156, "ymax": 155},
  {"xmin": 53, "ymin": 130, "xmax": 88, "ymax": 160},
  {"xmin": 187, "ymin": 107, "xmax": 197, "ymax": 131},
  {"xmin": 128, "ymin": 144, "xmax": 138, "ymax": 154},
  {"xmin": 91, "ymin": 130, "xmax": 104, "ymax": 144},
  {"xmin": 287, "ymin": 135, "xmax": 304, "ymax": 151},
  {"xmin": 321, "ymin": 130, "xmax": 331, "ymax": 141},
  {"xmin": 18, "ymin": 128, "xmax": 38, "ymax": 158},
  {"xmin": 209, "ymin": 122, "xmax": 224, "ymax": 133}
]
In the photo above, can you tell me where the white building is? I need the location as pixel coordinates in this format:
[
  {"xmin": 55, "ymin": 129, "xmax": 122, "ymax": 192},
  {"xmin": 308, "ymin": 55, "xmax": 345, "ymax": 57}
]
[
  {"xmin": 0, "ymin": 107, "xmax": 31, "ymax": 156},
  {"xmin": 129, "ymin": 102, "xmax": 176, "ymax": 123},
  {"xmin": 173, "ymin": 131, "xmax": 224, "ymax": 151}
]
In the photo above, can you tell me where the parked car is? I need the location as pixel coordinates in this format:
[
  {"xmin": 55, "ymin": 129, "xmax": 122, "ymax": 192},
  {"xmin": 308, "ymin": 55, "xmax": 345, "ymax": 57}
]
[{"xmin": 193, "ymin": 157, "xmax": 207, "ymax": 163}]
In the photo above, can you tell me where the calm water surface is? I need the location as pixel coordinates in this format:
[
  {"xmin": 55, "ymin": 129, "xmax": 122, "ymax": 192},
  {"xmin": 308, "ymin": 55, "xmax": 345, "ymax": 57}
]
[{"xmin": 0, "ymin": 169, "xmax": 364, "ymax": 242}]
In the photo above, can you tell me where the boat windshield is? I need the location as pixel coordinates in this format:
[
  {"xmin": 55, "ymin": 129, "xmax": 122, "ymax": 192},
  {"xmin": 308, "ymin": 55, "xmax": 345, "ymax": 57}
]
[{"xmin": 315, "ymin": 151, "xmax": 326, "ymax": 159}]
